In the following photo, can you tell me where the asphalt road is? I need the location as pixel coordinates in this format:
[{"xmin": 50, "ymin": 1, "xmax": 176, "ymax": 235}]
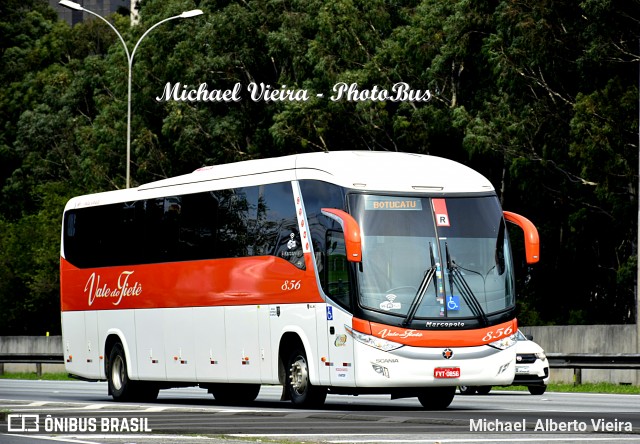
[{"xmin": 0, "ymin": 379, "xmax": 639, "ymax": 443}]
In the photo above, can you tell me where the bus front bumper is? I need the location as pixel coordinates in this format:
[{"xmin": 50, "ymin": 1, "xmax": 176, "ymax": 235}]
[{"xmin": 353, "ymin": 341, "xmax": 516, "ymax": 387}]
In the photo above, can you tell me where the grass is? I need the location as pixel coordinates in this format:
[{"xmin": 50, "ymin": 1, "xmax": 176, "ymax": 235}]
[
  {"xmin": 0, "ymin": 372, "xmax": 74, "ymax": 380},
  {"xmin": 494, "ymin": 382, "xmax": 640, "ymax": 394}
]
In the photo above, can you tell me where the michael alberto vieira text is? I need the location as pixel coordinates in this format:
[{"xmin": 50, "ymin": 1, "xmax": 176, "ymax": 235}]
[
  {"xmin": 155, "ymin": 82, "xmax": 432, "ymax": 103},
  {"xmin": 470, "ymin": 418, "xmax": 632, "ymax": 432}
]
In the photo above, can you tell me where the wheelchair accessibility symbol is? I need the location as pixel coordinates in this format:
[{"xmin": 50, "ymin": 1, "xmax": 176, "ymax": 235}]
[{"xmin": 447, "ymin": 295, "xmax": 460, "ymax": 311}]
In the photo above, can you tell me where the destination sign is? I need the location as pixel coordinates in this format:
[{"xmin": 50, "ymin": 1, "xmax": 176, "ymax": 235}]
[{"xmin": 365, "ymin": 197, "xmax": 423, "ymax": 211}]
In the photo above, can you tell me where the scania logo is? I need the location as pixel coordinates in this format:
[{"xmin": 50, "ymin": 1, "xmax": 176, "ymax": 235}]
[
  {"xmin": 442, "ymin": 348, "xmax": 454, "ymax": 359},
  {"xmin": 516, "ymin": 355, "xmax": 522, "ymax": 362}
]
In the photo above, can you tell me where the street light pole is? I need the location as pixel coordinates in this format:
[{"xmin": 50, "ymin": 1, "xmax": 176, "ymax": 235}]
[{"xmin": 59, "ymin": 1, "xmax": 203, "ymax": 188}]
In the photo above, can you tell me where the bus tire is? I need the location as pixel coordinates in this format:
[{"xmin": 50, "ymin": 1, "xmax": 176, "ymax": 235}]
[
  {"xmin": 417, "ymin": 386, "xmax": 456, "ymax": 410},
  {"xmin": 107, "ymin": 343, "xmax": 158, "ymax": 402},
  {"xmin": 528, "ymin": 385, "xmax": 546, "ymax": 395},
  {"xmin": 209, "ymin": 383, "xmax": 261, "ymax": 404},
  {"xmin": 107, "ymin": 343, "xmax": 134, "ymax": 401},
  {"xmin": 458, "ymin": 385, "xmax": 476, "ymax": 395},
  {"xmin": 134, "ymin": 383, "xmax": 160, "ymax": 402},
  {"xmin": 476, "ymin": 385, "xmax": 492, "ymax": 395},
  {"xmin": 286, "ymin": 348, "xmax": 327, "ymax": 408}
]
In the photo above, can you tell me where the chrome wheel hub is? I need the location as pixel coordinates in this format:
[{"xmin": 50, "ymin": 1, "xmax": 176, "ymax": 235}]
[{"xmin": 289, "ymin": 356, "xmax": 308, "ymax": 394}]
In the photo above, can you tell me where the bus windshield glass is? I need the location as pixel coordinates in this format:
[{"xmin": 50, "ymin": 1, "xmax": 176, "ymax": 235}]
[{"xmin": 349, "ymin": 194, "xmax": 514, "ymax": 321}]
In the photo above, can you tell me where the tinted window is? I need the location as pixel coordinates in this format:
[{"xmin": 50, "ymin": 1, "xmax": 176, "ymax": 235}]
[
  {"xmin": 255, "ymin": 183, "xmax": 304, "ymax": 269},
  {"xmin": 299, "ymin": 180, "xmax": 350, "ymax": 307},
  {"xmin": 63, "ymin": 182, "xmax": 302, "ymax": 269}
]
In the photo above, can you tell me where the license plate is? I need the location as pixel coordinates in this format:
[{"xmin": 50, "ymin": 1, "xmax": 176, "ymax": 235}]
[
  {"xmin": 434, "ymin": 367, "xmax": 460, "ymax": 378},
  {"xmin": 515, "ymin": 365, "xmax": 530, "ymax": 374}
]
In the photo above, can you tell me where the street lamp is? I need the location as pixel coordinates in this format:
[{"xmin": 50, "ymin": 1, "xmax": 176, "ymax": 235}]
[{"xmin": 59, "ymin": 1, "xmax": 203, "ymax": 189}]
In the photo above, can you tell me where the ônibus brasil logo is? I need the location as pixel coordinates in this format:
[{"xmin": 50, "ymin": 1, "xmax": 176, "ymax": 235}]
[{"xmin": 7, "ymin": 413, "xmax": 151, "ymax": 433}]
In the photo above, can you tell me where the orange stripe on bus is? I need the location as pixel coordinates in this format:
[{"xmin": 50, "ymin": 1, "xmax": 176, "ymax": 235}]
[
  {"xmin": 59, "ymin": 254, "xmax": 323, "ymax": 311},
  {"xmin": 352, "ymin": 317, "xmax": 517, "ymax": 348}
]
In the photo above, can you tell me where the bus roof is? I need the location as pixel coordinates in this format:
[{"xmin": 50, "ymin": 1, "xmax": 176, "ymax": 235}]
[{"xmin": 63, "ymin": 151, "xmax": 494, "ymax": 211}]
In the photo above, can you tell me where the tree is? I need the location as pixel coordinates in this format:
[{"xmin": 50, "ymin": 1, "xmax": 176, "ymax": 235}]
[{"xmin": 0, "ymin": 0, "xmax": 638, "ymax": 332}]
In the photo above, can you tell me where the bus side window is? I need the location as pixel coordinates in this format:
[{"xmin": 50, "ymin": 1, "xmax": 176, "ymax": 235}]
[
  {"xmin": 253, "ymin": 182, "xmax": 304, "ymax": 269},
  {"xmin": 215, "ymin": 189, "xmax": 251, "ymax": 259},
  {"xmin": 143, "ymin": 197, "xmax": 181, "ymax": 262},
  {"xmin": 274, "ymin": 223, "xmax": 304, "ymax": 269},
  {"xmin": 325, "ymin": 229, "xmax": 350, "ymax": 308},
  {"xmin": 298, "ymin": 179, "xmax": 350, "ymax": 305},
  {"xmin": 178, "ymin": 192, "xmax": 218, "ymax": 260}
]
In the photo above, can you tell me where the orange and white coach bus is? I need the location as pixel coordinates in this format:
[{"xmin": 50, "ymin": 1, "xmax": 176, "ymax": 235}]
[{"xmin": 60, "ymin": 150, "xmax": 539, "ymax": 409}]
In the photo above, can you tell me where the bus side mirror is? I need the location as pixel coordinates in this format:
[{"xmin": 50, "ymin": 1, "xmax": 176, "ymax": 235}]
[
  {"xmin": 503, "ymin": 211, "xmax": 540, "ymax": 264},
  {"xmin": 320, "ymin": 208, "xmax": 362, "ymax": 263}
]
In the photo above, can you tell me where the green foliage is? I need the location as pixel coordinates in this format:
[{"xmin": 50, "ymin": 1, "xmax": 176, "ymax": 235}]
[
  {"xmin": 0, "ymin": 0, "xmax": 638, "ymax": 332},
  {"xmin": 0, "ymin": 372, "xmax": 74, "ymax": 381}
]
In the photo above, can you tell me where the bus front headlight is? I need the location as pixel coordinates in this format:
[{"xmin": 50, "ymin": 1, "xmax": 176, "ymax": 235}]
[
  {"xmin": 488, "ymin": 334, "xmax": 517, "ymax": 350},
  {"xmin": 345, "ymin": 326, "xmax": 404, "ymax": 352}
]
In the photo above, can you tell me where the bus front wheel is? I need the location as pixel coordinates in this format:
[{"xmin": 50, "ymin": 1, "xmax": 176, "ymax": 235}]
[
  {"xmin": 458, "ymin": 385, "xmax": 477, "ymax": 395},
  {"xmin": 417, "ymin": 386, "xmax": 456, "ymax": 410},
  {"xmin": 286, "ymin": 348, "xmax": 327, "ymax": 408}
]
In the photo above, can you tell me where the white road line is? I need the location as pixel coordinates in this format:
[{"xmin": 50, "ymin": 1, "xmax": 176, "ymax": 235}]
[
  {"xmin": 81, "ymin": 404, "xmax": 110, "ymax": 409},
  {"xmin": 329, "ymin": 438, "xmax": 640, "ymax": 443},
  {"xmin": 143, "ymin": 406, "xmax": 169, "ymax": 412},
  {"xmin": 229, "ymin": 435, "xmax": 640, "ymax": 443},
  {"xmin": 4, "ymin": 434, "xmax": 227, "ymax": 442}
]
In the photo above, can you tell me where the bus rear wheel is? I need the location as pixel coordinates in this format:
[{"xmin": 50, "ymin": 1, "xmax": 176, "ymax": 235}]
[
  {"xmin": 107, "ymin": 343, "xmax": 158, "ymax": 402},
  {"xmin": 417, "ymin": 386, "xmax": 456, "ymax": 410},
  {"xmin": 286, "ymin": 348, "xmax": 327, "ymax": 408}
]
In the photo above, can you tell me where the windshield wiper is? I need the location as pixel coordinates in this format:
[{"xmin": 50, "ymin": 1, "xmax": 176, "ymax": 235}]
[
  {"xmin": 445, "ymin": 242, "xmax": 489, "ymax": 326},
  {"xmin": 403, "ymin": 243, "xmax": 436, "ymax": 327}
]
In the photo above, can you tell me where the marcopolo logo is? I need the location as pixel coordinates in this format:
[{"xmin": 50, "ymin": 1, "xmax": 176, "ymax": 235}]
[{"xmin": 6, "ymin": 414, "xmax": 152, "ymax": 433}]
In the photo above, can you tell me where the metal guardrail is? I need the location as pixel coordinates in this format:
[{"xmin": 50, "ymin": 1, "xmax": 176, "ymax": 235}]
[
  {"xmin": 545, "ymin": 353, "xmax": 640, "ymax": 385},
  {"xmin": 0, "ymin": 353, "xmax": 64, "ymax": 364},
  {"xmin": 546, "ymin": 353, "xmax": 640, "ymax": 370},
  {"xmin": 0, "ymin": 353, "xmax": 64, "ymax": 377}
]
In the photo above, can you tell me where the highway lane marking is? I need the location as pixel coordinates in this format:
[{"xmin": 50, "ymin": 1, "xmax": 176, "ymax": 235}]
[
  {"xmin": 81, "ymin": 404, "xmax": 110, "ymax": 409},
  {"xmin": 330, "ymin": 439, "xmax": 640, "ymax": 443},
  {"xmin": 3, "ymin": 435, "xmax": 100, "ymax": 444},
  {"xmin": 3, "ymin": 435, "xmax": 227, "ymax": 442},
  {"xmin": 231, "ymin": 436, "xmax": 640, "ymax": 443}
]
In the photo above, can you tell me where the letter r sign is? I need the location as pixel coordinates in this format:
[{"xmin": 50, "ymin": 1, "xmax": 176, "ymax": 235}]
[{"xmin": 432, "ymin": 199, "xmax": 450, "ymax": 227}]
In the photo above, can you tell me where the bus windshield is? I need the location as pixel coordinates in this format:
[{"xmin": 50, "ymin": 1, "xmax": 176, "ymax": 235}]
[{"xmin": 349, "ymin": 194, "xmax": 515, "ymax": 322}]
